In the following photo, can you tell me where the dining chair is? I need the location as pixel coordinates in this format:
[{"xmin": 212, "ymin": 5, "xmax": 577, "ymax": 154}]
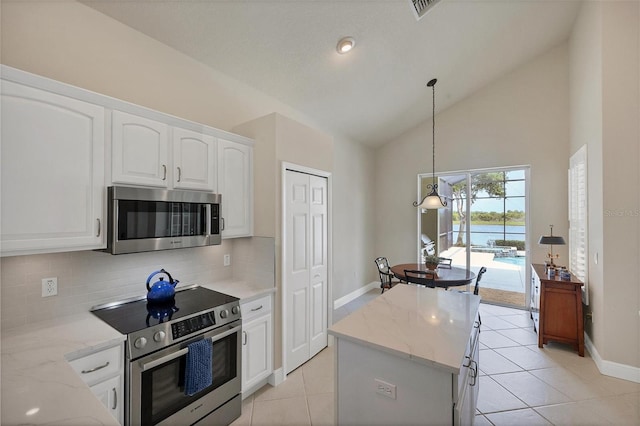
[
  {"xmin": 374, "ymin": 257, "xmax": 401, "ymax": 293},
  {"xmin": 473, "ymin": 266, "xmax": 487, "ymax": 295},
  {"xmin": 403, "ymin": 269, "xmax": 436, "ymax": 288}
]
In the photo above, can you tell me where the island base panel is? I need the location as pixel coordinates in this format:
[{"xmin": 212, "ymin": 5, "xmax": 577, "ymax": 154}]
[{"xmin": 336, "ymin": 339, "xmax": 452, "ymax": 425}]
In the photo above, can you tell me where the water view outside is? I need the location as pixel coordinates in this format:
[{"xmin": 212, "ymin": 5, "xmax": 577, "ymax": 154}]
[{"xmin": 452, "ymin": 224, "xmax": 525, "ymax": 246}]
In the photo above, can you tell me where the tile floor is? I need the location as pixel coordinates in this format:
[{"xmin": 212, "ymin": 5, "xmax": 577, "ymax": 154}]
[{"xmin": 232, "ymin": 288, "xmax": 640, "ymax": 425}]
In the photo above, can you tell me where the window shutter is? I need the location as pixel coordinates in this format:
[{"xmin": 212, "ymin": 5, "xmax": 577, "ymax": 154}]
[{"xmin": 569, "ymin": 145, "xmax": 588, "ymax": 304}]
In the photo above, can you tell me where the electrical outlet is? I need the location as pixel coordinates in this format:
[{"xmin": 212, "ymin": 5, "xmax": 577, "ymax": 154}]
[
  {"xmin": 223, "ymin": 254, "xmax": 231, "ymax": 267},
  {"xmin": 374, "ymin": 379, "xmax": 397, "ymax": 399},
  {"xmin": 42, "ymin": 277, "xmax": 58, "ymax": 297}
]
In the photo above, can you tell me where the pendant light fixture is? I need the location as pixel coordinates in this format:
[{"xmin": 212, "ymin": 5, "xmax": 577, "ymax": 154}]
[{"xmin": 414, "ymin": 78, "xmax": 447, "ymax": 209}]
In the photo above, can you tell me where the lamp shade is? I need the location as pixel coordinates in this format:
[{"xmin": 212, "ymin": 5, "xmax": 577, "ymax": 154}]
[
  {"xmin": 538, "ymin": 235, "xmax": 566, "ymax": 245},
  {"xmin": 417, "ymin": 190, "xmax": 447, "ymax": 209}
]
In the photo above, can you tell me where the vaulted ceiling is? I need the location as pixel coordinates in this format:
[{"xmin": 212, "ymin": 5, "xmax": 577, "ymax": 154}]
[{"xmin": 83, "ymin": 0, "xmax": 581, "ymax": 146}]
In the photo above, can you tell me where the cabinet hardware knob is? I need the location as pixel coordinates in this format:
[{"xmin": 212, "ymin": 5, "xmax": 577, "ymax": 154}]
[
  {"xmin": 177, "ymin": 167, "xmax": 182, "ymax": 182},
  {"xmin": 250, "ymin": 305, "xmax": 263, "ymax": 312},
  {"xmin": 242, "ymin": 331, "xmax": 247, "ymax": 345},
  {"xmin": 96, "ymin": 218, "xmax": 101, "ymax": 237},
  {"xmin": 162, "ymin": 164, "xmax": 167, "ymax": 180},
  {"xmin": 112, "ymin": 387, "xmax": 117, "ymax": 410}
]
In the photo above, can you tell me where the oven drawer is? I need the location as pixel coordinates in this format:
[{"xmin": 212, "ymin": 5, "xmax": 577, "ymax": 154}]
[
  {"xmin": 241, "ymin": 294, "xmax": 272, "ymax": 322},
  {"xmin": 68, "ymin": 344, "xmax": 123, "ymax": 386}
]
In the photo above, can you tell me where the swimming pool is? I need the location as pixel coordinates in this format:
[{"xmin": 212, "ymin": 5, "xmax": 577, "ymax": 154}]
[{"xmin": 494, "ymin": 256, "xmax": 525, "ymax": 266}]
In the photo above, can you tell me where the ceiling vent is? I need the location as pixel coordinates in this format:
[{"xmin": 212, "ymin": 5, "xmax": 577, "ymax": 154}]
[{"xmin": 409, "ymin": 0, "xmax": 443, "ymax": 20}]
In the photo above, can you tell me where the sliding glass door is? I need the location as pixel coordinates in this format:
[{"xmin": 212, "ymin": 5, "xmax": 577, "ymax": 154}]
[{"xmin": 418, "ymin": 166, "xmax": 530, "ymax": 308}]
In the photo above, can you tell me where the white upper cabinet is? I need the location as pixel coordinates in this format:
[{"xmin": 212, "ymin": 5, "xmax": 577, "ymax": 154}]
[
  {"xmin": 111, "ymin": 110, "xmax": 169, "ymax": 188},
  {"xmin": 173, "ymin": 127, "xmax": 216, "ymax": 191},
  {"xmin": 218, "ymin": 139, "xmax": 253, "ymax": 238},
  {"xmin": 1, "ymin": 79, "xmax": 105, "ymax": 256},
  {"xmin": 112, "ymin": 111, "xmax": 217, "ymax": 191},
  {"xmin": 0, "ymin": 65, "xmax": 254, "ymax": 256}
]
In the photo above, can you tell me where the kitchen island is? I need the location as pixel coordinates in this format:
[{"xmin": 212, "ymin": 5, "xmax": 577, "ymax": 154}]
[{"xmin": 328, "ymin": 284, "xmax": 481, "ymax": 425}]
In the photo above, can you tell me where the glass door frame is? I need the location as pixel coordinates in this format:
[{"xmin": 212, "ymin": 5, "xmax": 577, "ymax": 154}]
[{"xmin": 416, "ymin": 165, "xmax": 531, "ymax": 308}]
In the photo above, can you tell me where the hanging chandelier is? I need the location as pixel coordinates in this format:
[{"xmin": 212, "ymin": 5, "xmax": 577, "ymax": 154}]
[{"xmin": 414, "ymin": 78, "xmax": 447, "ymax": 209}]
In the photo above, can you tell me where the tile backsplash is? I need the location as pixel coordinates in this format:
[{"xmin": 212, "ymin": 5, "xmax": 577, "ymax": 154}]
[{"xmin": 1, "ymin": 237, "xmax": 275, "ymax": 330}]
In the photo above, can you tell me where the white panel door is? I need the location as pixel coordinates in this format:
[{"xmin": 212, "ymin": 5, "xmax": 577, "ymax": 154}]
[
  {"xmin": 309, "ymin": 175, "xmax": 328, "ymax": 357},
  {"xmin": 111, "ymin": 110, "xmax": 169, "ymax": 187},
  {"xmin": 1, "ymin": 80, "xmax": 105, "ymax": 255},
  {"xmin": 285, "ymin": 170, "xmax": 328, "ymax": 373},
  {"xmin": 172, "ymin": 127, "xmax": 216, "ymax": 191},
  {"xmin": 286, "ymin": 171, "xmax": 310, "ymax": 372}
]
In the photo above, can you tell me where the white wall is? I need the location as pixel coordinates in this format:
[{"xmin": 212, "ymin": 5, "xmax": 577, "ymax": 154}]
[
  {"xmin": 332, "ymin": 135, "xmax": 377, "ymax": 299},
  {"xmin": 569, "ymin": 0, "xmax": 603, "ymax": 348},
  {"xmin": 569, "ymin": 0, "xmax": 640, "ymax": 372},
  {"xmin": 600, "ymin": 1, "xmax": 640, "ymax": 369},
  {"xmin": 375, "ymin": 45, "xmax": 570, "ymax": 267}
]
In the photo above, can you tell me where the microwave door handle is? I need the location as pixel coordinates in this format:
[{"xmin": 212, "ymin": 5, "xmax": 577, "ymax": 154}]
[{"xmin": 204, "ymin": 204, "xmax": 210, "ymax": 236}]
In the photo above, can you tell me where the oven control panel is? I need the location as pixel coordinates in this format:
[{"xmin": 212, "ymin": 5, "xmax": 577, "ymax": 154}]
[
  {"xmin": 127, "ymin": 301, "xmax": 241, "ymax": 359},
  {"xmin": 171, "ymin": 312, "xmax": 216, "ymax": 339}
]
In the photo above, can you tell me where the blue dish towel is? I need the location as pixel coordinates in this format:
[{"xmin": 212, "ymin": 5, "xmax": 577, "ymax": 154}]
[{"xmin": 184, "ymin": 339, "xmax": 213, "ymax": 396}]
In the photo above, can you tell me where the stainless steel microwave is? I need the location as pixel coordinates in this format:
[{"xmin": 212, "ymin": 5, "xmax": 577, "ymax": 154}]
[{"xmin": 106, "ymin": 186, "xmax": 221, "ymax": 255}]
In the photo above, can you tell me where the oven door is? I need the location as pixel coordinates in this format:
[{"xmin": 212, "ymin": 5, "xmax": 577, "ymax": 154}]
[{"xmin": 128, "ymin": 321, "xmax": 241, "ymax": 426}]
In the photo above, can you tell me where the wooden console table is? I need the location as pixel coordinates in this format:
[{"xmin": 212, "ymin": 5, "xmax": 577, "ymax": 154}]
[{"xmin": 530, "ymin": 264, "xmax": 585, "ymax": 356}]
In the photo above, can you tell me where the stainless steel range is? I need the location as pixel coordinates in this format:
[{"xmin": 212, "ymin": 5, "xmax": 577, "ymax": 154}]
[{"xmin": 91, "ymin": 285, "xmax": 242, "ymax": 426}]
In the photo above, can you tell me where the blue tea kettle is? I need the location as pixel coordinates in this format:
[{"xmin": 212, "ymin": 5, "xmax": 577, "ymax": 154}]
[{"xmin": 146, "ymin": 269, "xmax": 179, "ymax": 303}]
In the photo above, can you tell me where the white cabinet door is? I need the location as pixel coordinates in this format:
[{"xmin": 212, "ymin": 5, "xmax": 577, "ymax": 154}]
[
  {"xmin": 91, "ymin": 375, "xmax": 123, "ymax": 424},
  {"xmin": 112, "ymin": 110, "xmax": 169, "ymax": 187},
  {"xmin": 218, "ymin": 139, "xmax": 253, "ymax": 238},
  {"xmin": 242, "ymin": 312, "xmax": 273, "ymax": 393},
  {"xmin": 1, "ymin": 80, "xmax": 105, "ymax": 256},
  {"xmin": 173, "ymin": 127, "xmax": 216, "ymax": 191}
]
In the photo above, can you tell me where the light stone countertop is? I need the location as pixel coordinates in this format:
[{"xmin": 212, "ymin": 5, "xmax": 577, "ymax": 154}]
[
  {"xmin": 328, "ymin": 284, "xmax": 481, "ymax": 374},
  {"xmin": 0, "ymin": 280, "xmax": 275, "ymax": 425},
  {"xmin": 200, "ymin": 279, "xmax": 276, "ymax": 303},
  {"xmin": 1, "ymin": 312, "xmax": 125, "ymax": 425}
]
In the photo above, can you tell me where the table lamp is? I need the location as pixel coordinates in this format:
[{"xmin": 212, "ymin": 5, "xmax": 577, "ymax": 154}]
[{"xmin": 538, "ymin": 225, "xmax": 565, "ymax": 268}]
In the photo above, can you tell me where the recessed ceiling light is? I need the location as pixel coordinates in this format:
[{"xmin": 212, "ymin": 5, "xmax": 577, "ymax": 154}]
[{"xmin": 336, "ymin": 37, "xmax": 355, "ymax": 54}]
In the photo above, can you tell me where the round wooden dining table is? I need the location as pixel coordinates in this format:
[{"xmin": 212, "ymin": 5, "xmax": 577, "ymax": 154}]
[{"xmin": 390, "ymin": 263, "xmax": 476, "ymax": 289}]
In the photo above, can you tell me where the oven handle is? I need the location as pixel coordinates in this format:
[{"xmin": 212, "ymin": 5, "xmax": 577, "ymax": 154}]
[{"xmin": 141, "ymin": 324, "xmax": 241, "ymax": 372}]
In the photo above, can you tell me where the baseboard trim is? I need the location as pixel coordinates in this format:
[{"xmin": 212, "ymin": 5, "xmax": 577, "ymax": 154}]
[
  {"xmin": 333, "ymin": 281, "xmax": 379, "ymax": 310},
  {"xmin": 584, "ymin": 332, "xmax": 640, "ymax": 383},
  {"xmin": 268, "ymin": 367, "xmax": 285, "ymax": 387}
]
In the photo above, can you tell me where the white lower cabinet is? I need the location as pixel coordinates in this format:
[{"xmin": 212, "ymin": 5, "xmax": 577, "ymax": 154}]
[
  {"xmin": 91, "ymin": 375, "xmax": 122, "ymax": 423},
  {"xmin": 454, "ymin": 313, "xmax": 481, "ymax": 425},
  {"xmin": 68, "ymin": 343, "xmax": 124, "ymax": 425},
  {"xmin": 241, "ymin": 294, "xmax": 273, "ymax": 398}
]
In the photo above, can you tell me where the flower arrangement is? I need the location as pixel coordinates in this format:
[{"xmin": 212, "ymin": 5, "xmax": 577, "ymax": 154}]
[{"xmin": 424, "ymin": 255, "xmax": 440, "ymax": 270}]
